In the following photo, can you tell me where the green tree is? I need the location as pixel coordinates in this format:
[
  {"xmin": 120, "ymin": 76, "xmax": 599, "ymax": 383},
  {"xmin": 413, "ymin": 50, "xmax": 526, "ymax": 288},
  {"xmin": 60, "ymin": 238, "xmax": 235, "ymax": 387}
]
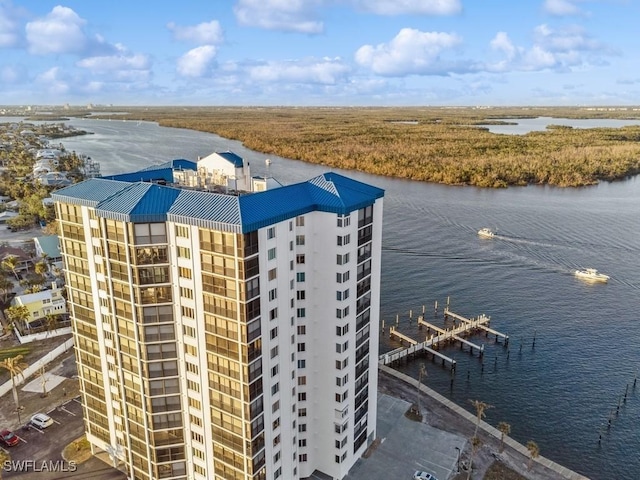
[
  {"xmin": 1, "ymin": 255, "xmax": 20, "ymax": 281},
  {"xmin": 498, "ymin": 421, "xmax": 511, "ymax": 453},
  {"xmin": 0, "ymin": 354, "xmax": 28, "ymax": 416},
  {"xmin": 0, "ymin": 276, "xmax": 15, "ymax": 304},
  {"xmin": 5, "ymin": 304, "xmax": 30, "ymax": 332}
]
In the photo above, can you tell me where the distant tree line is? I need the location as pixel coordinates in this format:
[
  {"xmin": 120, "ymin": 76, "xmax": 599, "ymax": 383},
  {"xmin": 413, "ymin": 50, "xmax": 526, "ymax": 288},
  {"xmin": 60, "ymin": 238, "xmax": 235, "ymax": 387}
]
[{"xmin": 89, "ymin": 106, "xmax": 640, "ymax": 188}]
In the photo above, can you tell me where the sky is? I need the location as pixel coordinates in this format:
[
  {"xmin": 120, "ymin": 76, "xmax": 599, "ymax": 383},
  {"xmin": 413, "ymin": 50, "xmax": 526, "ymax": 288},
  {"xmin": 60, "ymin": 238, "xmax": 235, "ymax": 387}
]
[{"xmin": 1, "ymin": 0, "xmax": 639, "ymax": 106}]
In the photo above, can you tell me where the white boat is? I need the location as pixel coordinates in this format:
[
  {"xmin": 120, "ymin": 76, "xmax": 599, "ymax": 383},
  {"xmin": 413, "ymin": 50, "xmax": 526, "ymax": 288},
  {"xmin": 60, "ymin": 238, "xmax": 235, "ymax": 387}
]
[
  {"xmin": 265, "ymin": 158, "xmax": 272, "ymax": 166},
  {"xmin": 574, "ymin": 268, "xmax": 610, "ymax": 283},
  {"xmin": 477, "ymin": 228, "xmax": 495, "ymax": 238}
]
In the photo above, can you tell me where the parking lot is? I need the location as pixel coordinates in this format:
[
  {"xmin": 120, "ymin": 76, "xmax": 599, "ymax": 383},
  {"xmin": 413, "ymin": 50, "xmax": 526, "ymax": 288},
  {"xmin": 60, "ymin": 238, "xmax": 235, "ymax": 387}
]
[{"xmin": 1, "ymin": 396, "xmax": 84, "ymax": 475}]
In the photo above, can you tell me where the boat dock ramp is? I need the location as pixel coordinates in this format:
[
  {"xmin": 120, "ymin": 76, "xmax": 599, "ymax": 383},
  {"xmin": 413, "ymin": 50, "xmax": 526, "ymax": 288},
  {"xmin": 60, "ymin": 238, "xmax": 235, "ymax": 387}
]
[{"xmin": 379, "ymin": 303, "xmax": 509, "ymax": 372}]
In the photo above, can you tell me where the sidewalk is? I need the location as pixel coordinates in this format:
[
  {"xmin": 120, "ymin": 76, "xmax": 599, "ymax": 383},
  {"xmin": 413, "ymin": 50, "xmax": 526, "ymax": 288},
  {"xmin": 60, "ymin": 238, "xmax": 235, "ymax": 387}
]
[{"xmin": 0, "ymin": 349, "xmax": 79, "ymax": 430}]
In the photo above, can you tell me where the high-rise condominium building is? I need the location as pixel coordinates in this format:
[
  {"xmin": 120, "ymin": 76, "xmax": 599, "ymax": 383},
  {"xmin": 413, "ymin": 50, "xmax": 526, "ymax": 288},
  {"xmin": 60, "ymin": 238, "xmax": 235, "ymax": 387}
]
[{"xmin": 52, "ymin": 154, "xmax": 384, "ymax": 480}]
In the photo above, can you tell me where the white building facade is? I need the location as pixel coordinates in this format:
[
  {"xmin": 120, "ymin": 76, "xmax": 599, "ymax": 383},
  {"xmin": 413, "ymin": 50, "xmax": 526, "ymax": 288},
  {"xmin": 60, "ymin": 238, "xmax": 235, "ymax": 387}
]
[{"xmin": 53, "ymin": 161, "xmax": 383, "ymax": 480}]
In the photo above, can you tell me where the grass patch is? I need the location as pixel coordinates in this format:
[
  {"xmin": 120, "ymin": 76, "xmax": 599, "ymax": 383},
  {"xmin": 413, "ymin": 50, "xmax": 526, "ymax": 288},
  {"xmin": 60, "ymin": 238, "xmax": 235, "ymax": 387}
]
[
  {"xmin": 62, "ymin": 436, "xmax": 92, "ymax": 464},
  {"xmin": 483, "ymin": 461, "xmax": 528, "ymax": 480},
  {"xmin": 0, "ymin": 346, "xmax": 31, "ymax": 361}
]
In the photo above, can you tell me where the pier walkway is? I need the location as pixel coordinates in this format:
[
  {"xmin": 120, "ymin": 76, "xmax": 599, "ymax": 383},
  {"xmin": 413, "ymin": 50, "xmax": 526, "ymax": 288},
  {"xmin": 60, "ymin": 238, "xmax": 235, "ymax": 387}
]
[{"xmin": 379, "ymin": 308, "xmax": 508, "ymax": 371}]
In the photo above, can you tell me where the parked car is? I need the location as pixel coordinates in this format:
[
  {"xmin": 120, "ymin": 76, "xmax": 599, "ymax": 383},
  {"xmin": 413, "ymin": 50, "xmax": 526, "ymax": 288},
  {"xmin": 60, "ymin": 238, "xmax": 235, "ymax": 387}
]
[
  {"xmin": 414, "ymin": 472, "xmax": 438, "ymax": 480},
  {"xmin": 30, "ymin": 413, "xmax": 54, "ymax": 429},
  {"xmin": 0, "ymin": 428, "xmax": 19, "ymax": 446}
]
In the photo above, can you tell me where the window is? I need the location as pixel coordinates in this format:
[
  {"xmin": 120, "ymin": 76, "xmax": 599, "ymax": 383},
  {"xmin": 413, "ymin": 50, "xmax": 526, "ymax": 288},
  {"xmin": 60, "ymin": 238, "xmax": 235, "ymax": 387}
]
[
  {"xmin": 296, "ymin": 235, "xmax": 305, "ymax": 246},
  {"xmin": 336, "ymin": 289, "xmax": 349, "ymax": 301},
  {"xmin": 337, "ymin": 215, "xmax": 351, "ymax": 227},
  {"xmin": 271, "ymin": 346, "xmax": 279, "ymax": 359},
  {"xmin": 298, "ymin": 408, "xmax": 307, "ymax": 417},
  {"xmin": 297, "ymin": 343, "xmax": 306, "ymax": 352},
  {"xmin": 296, "ymin": 290, "xmax": 306, "ymax": 300},
  {"xmin": 296, "ymin": 216, "xmax": 305, "ymax": 227},
  {"xmin": 272, "ymin": 417, "xmax": 280, "ymax": 429},
  {"xmin": 267, "ymin": 227, "xmax": 276, "ymax": 239},
  {"xmin": 179, "ymin": 267, "xmax": 192, "ymax": 279},
  {"xmin": 272, "ymin": 400, "xmax": 280, "ymax": 413},
  {"xmin": 300, "ymin": 454, "xmax": 307, "ymax": 462},
  {"xmin": 337, "ymin": 253, "xmax": 350, "ymax": 265},
  {"xmin": 298, "ymin": 424, "xmax": 307, "ymax": 433},
  {"xmin": 337, "ymin": 234, "xmax": 350, "ymax": 246},
  {"xmin": 336, "ymin": 341, "xmax": 348, "ymax": 353},
  {"xmin": 270, "ymin": 327, "xmax": 278, "ymax": 340},
  {"xmin": 298, "ymin": 392, "xmax": 306, "ymax": 401},
  {"xmin": 268, "ymin": 268, "xmax": 277, "ymax": 281},
  {"xmin": 298, "ymin": 376, "xmax": 306, "ymax": 386},
  {"xmin": 268, "ymin": 248, "xmax": 276, "ymax": 260},
  {"xmin": 272, "ymin": 383, "xmax": 280, "ymax": 395},
  {"xmin": 297, "ymin": 359, "xmax": 306, "ymax": 369},
  {"xmin": 296, "ymin": 308, "xmax": 306, "ymax": 318},
  {"xmin": 269, "ymin": 308, "xmax": 278, "ymax": 320},
  {"xmin": 337, "ymin": 271, "xmax": 350, "ymax": 283},
  {"xmin": 175, "ymin": 225, "xmax": 189, "ymax": 238},
  {"xmin": 269, "ymin": 288, "xmax": 277, "ymax": 301},
  {"xmin": 296, "ymin": 254, "xmax": 305, "ymax": 264},
  {"xmin": 299, "ymin": 439, "xmax": 307, "ymax": 447},
  {"xmin": 297, "ymin": 325, "xmax": 306, "ymax": 335},
  {"xmin": 296, "ymin": 272, "xmax": 305, "ymax": 282},
  {"xmin": 336, "ymin": 306, "xmax": 349, "ymax": 318},
  {"xmin": 336, "ymin": 324, "xmax": 349, "ymax": 336},
  {"xmin": 177, "ymin": 246, "xmax": 191, "ymax": 259}
]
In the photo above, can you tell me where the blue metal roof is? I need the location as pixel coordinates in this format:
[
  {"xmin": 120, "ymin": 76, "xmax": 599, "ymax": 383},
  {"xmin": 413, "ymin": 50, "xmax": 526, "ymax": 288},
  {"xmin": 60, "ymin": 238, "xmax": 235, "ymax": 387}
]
[
  {"xmin": 217, "ymin": 151, "xmax": 244, "ymax": 168},
  {"xmin": 103, "ymin": 159, "xmax": 197, "ymax": 183},
  {"xmin": 97, "ymin": 183, "xmax": 182, "ymax": 223},
  {"xmin": 53, "ymin": 168, "xmax": 384, "ymax": 232},
  {"xmin": 51, "ymin": 178, "xmax": 132, "ymax": 207}
]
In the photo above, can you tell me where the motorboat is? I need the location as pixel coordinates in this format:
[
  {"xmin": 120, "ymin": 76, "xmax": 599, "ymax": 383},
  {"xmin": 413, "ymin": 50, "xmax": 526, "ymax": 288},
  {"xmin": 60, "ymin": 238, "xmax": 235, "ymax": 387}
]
[
  {"xmin": 574, "ymin": 268, "xmax": 610, "ymax": 283},
  {"xmin": 477, "ymin": 228, "xmax": 495, "ymax": 238}
]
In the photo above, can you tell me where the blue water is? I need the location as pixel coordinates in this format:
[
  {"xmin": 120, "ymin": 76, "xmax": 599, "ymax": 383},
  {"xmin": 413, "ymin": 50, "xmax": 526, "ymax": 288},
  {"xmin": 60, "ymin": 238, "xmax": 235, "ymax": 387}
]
[{"xmin": 51, "ymin": 118, "xmax": 640, "ymax": 480}]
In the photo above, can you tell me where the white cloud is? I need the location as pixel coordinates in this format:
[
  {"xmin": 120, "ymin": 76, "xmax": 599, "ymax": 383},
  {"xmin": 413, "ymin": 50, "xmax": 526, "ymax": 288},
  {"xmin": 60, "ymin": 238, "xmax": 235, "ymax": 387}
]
[
  {"xmin": 0, "ymin": 1, "xmax": 25, "ymax": 48},
  {"xmin": 177, "ymin": 45, "xmax": 217, "ymax": 77},
  {"xmin": 167, "ymin": 20, "xmax": 223, "ymax": 44},
  {"xmin": 234, "ymin": 0, "xmax": 324, "ymax": 34},
  {"xmin": 355, "ymin": 28, "xmax": 464, "ymax": 76},
  {"xmin": 247, "ymin": 57, "xmax": 350, "ymax": 84},
  {"xmin": 490, "ymin": 32, "xmax": 516, "ymax": 60},
  {"xmin": 77, "ymin": 46, "xmax": 150, "ymax": 73},
  {"xmin": 351, "ymin": 0, "xmax": 462, "ymax": 16},
  {"xmin": 35, "ymin": 66, "xmax": 70, "ymax": 95},
  {"xmin": 0, "ymin": 64, "xmax": 26, "ymax": 83},
  {"xmin": 487, "ymin": 24, "xmax": 610, "ymax": 73},
  {"xmin": 25, "ymin": 6, "xmax": 87, "ymax": 55},
  {"xmin": 543, "ymin": 0, "xmax": 583, "ymax": 16}
]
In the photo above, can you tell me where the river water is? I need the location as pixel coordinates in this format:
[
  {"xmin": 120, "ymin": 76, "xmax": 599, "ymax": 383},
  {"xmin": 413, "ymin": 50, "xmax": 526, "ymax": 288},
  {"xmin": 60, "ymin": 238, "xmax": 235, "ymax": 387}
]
[{"xmin": 29, "ymin": 117, "xmax": 640, "ymax": 480}]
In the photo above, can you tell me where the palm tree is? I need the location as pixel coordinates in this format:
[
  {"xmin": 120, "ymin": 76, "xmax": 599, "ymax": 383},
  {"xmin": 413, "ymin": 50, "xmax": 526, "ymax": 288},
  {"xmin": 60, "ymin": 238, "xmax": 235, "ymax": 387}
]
[
  {"xmin": 37, "ymin": 365, "xmax": 49, "ymax": 397},
  {"xmin": 527, "ymin": 440, "xmax": 540, "ymax": 470},
  {"xmin": 470, "ymin": 399, "xmax": 492, "ymax": 437},
  {"xmin": 0, "ymin": 448, "xmax": 10, "ymax": 479},
  {"xmin": 0, "ymin": 354, "xmax": 28, "ymax": 416},
  {"xmin": 5, "ymin": 305, "xmax": 30, "ymax": 332},
  {"xmin": 34, "ymin": 260, "xmax": 48, "ymax": 277},
  {"xmin": 1, "ymin": 255, "xmax": 20, "ymax": 281},
  {"xmin": 498, "ymin": 421, "xmax": 511, "ymax": 452},
  {"xmin": 0, "ymin": 276, "xmax": 15, "ymax": 304},
  {"xmin": 44, "ymin": 313, "xmax": 59, "ymax": 336}
]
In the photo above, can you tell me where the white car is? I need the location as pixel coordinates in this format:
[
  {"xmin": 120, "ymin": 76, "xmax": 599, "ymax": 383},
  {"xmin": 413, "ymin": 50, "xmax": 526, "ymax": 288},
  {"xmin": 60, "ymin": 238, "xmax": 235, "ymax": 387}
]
[
  {"xmin": 30, "ymin": 413, "xmax": 54, "ymax": 429},
  {"xmin": 413, "ymin": 472, "xmax": 438, "ymax": 480}
]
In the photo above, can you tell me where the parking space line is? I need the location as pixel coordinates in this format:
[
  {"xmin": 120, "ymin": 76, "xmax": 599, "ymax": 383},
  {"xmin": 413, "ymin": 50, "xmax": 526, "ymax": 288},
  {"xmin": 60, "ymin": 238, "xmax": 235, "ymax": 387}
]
[
  {"xmin": 52, "ymin": 418, "xmax": 61, "ymax": 425},
  {"xmin": 60, "ymin": 406, "xmax": 76, "ymax": 416}
]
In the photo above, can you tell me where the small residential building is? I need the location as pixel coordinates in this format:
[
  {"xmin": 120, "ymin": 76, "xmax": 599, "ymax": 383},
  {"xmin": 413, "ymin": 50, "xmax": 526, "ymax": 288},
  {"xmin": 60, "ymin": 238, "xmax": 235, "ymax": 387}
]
[
  {"xmin": 0, "ymin": 246, "xmax": 32, "ymax": 275},
  {"xmin": 33, "ymin": 235, "xmax": 63, "ymax": 272},
  {"xmin": 10, "ymin": 282, "xmax": 67, "ymax": 329}
]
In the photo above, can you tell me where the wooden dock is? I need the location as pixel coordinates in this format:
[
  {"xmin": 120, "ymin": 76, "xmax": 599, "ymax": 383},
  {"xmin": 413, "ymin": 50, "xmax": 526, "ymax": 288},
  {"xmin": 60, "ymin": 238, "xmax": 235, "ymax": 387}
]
[
  {"xmin": 444, "ymin": 308, "xmax": 509, "ymax": 345},
  {"xmin": 379, "ymin": 305, "xmax": 509, "ymax": 371}
]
